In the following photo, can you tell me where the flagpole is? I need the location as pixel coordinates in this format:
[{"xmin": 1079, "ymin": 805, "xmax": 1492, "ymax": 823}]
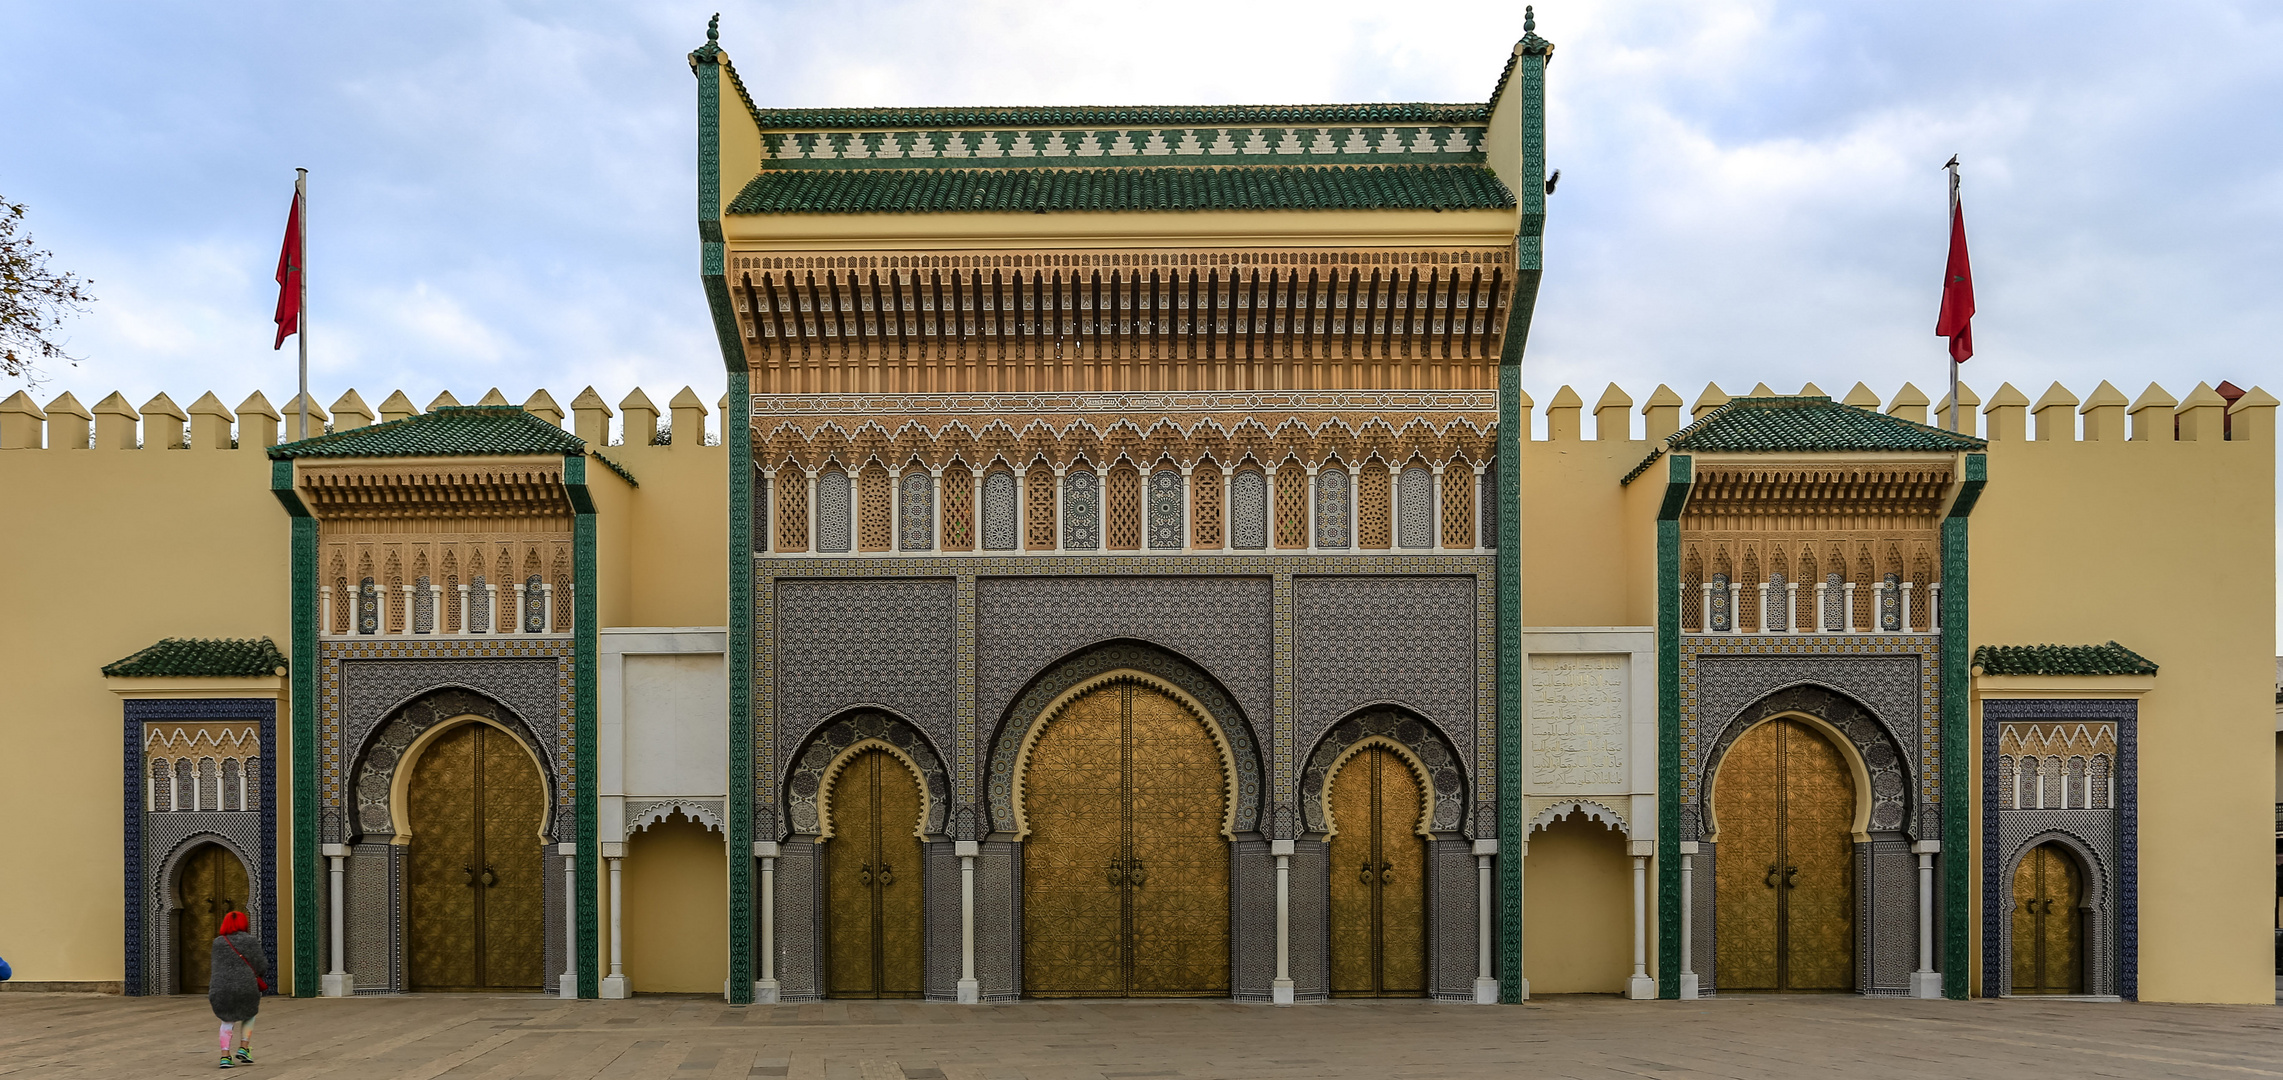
[
  {"xmin": 296, "ymin": 168, "xmax": 309, "ymax": 442},
  {"xmin": 1944, "ymin": 158, "xmax": 1960, "ymax": 433}
]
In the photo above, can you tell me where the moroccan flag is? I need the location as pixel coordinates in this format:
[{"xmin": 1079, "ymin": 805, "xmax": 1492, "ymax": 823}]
[
  {"xmin": 273, "ymin": 190, "xmax": 304, "ymax": 349},
  {"xmin": 1935, "ymin": 173, "xmax": 1974, "ymax": 364}
]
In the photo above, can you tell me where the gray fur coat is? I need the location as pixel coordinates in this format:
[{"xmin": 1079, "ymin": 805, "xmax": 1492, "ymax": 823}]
[{"xmin": 207, "ymin": 930, "xmax": 267, "ymax": 1022}]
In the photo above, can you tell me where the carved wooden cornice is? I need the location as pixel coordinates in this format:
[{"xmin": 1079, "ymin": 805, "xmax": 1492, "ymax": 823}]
[
  {"xmin": 295, "ymin": 459, "xmax": 574, "ymax": 522},
  {"xmin": 1682, "ymin": 461, "xmax": 1954, "ymax": 533},
  {"xmin": 727, "ymin": 246, "xmax": 1517, "ymax": 394}
]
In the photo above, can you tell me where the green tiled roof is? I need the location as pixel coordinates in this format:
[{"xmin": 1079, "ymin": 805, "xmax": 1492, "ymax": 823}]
[
  {"xmin": 728, "ymin": 164, "xmax": 1515, "ymax": 215},
  {"xmin": 270, "ymin": 406, "xmax": 585, "ymax": 460},
  {"xmin": 1668, "ymin": 396, "xmax": 1987, "ymax": 454},
  {"xmin": 747, "ymin": 103, "xmax": 1489, "ymax": 130},
  {"xmin": 1972, "ymin": 642, "xmax": 2159, "ymax": 677},
  {"xmin": 103, "ymin": 637, "xmax": 288, "ymax": 678}
]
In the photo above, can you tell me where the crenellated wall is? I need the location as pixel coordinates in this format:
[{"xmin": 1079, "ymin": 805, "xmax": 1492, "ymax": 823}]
[{"xmin": 0, "ymin": 375, "xmax": 2269, "ymax": 999}]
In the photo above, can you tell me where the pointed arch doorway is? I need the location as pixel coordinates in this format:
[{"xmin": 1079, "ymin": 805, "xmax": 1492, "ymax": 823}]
[
  {"xmin": 1713, "ymin": 716, "xmax": 1857, "ymax": 992},
  {"xmin": 175, "ymin": 843, "xmax": 250, "ymax": 994},
  {"xmin": 823, "ymin": 745, "xmax": 926, "ymax": 998},
  {"xmin": 405, "ymin": 721, "xmax": 547, "ymax": 992},
  {"xmin": 1325, "ymin": 743, "xmax": 1427, "ymax": 997},
  {"xmin": 1020, "ymin": 677, "xmax": 1232, "ymax": 998},
  {"xmin": 2011, "ymin": 844, "xmax": 2084, "ymax": 994}
]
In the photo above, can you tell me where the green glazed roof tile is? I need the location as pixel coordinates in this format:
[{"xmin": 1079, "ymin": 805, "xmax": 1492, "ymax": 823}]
[
  {"xmin": 748, "ymin": 102, "xmax": 1489, "ymax": 130},
  {"xmin": 103, "ymin": 637, "xmax": 289, "ymax": 678},
  {"xmin": 1972, "ymin": 642, "xmax": 2159, "ymax": 677},
  {"xmin": 269, "ymin": 406, "xmax": 585, "ymax": 460},
  {"xmin": 727, "ymin": 163, "xmax": 1515, "ymax": 215},
  {"xmin": 1666, "ymin": 396, "xmax": 1988, "ymax": 454}
]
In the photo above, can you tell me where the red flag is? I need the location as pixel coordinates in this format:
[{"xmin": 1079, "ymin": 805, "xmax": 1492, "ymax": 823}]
[
  {"xmin": 1935, "ymin": 178, "xmax": 1974, "ymax": 364},
  {"xmin": 273, "ymin": 191, "xmax": 304, "ymax": 349}
]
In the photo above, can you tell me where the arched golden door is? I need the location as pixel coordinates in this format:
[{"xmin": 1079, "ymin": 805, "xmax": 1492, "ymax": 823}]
[
  {"xmin": 1327, "ymin": 746, "xmax": 1427, "ymax": 996},
  {"xmin": 1714, "ymin": 717, "xmax": 1855, "ymax": 992},
  {"xmin": 1023, "ymin": 682, "xmax": 1230, "ymax": 997},
  {"xmin": 406, "ymin": 723, "xmax": 546, "ymax": 991},
  {"xmin": 176, "ymin": 843, "xmax": 249, "ymax": 993},
  {"xmin": 2011, "ymin": 844, "xmax": 2083, "ymax": 994},
  {"xmin": 824, "ymin": 748, "xmax": 925, "ymax": 998}
]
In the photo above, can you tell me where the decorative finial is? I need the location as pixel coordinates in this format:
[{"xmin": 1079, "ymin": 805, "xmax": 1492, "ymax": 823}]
[
  {"xmin": 1524, "ymin": 6, "xmax": 1534, "ymax": 33},
  {"xmin": 707, "ymin": 12, "xmax": 720, "ymax": 42}
]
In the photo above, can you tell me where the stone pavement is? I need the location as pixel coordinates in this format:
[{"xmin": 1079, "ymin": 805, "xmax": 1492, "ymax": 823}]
[{"xmin": 2, "ymin": 992, "xmax": 2278, "ymax": 1080}]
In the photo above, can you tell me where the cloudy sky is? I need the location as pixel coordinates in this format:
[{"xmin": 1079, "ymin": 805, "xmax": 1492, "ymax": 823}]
[{"xmin": 4, "ymin": 0, "xmax": 2278, "ymax": 631}]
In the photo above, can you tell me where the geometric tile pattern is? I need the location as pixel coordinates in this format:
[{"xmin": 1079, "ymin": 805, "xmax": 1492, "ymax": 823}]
[
  {"xmin": 1295, "ymin": 575, "xmax": 1478, "ymax": 828},
  {"xmin": 775, "ymin": 579, "xmax": 956, "ymax": 779}
]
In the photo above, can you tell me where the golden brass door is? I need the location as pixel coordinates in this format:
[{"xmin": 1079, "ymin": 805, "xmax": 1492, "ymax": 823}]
[
  {"xmin": 1713, "ymin": 717, "xmax": 1855, "ymax": 992},
  {"xmin": 176, "ymin": 843, "xmax": 249, "ymax": 994},
  {"xmin": 407, "ymin": 723, "xmax": 546, "ymax": 992},
  {"xmin": 824, "ymin": 748, "xmax": 925, "ymax": 998},
  {"xmin": 1327, "ymin": 746, "xmax": 1427, "ymax": 997},
  {"xmin": 1023, "ymin": 682, "xmax": 1230, "ymax": 997},
  {"xmin": 2011, "ymin": 844, "xmax": 2083, "ymax": 994}
]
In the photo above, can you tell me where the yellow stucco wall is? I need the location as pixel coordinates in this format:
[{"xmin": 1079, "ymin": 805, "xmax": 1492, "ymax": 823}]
[
  {"xmin": 622, "ymin": 815, "xmax": 729, "ymax": 994},
  {"xmin": 1971, "ymin": 431, "xmax": 2275, "ymax": 1003},
  {"xmin": 1521, "ymin": 814, "xmax": 1633, "ymax": 994},
  {"xmin": 0, "ymin": 440, "xmax": 289, "ymax": 986}
]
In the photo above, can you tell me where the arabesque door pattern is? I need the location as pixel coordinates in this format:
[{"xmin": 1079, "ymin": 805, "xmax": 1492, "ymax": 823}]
[
  {"xmin": 2010, "ymin": 844, "xmax": 2083, "ymax": 994},
  {"xmin": 1714, "ymin": 717, "xmax": 1855, "ymax": 992},
  {"xmin": 824, "ymin": 747, "xmax": 925, "ymax": 998},
  {"xmin": 176, "ymin": 843, "xmax": 250, "ymax": 993},
  {"xmin": 406, "ymin": 723, "xmax": 546, "ymax": 992},
  {"xmin": 1022, "ymin": 681, "xmax": 1230, "ymax": 997},
  {"xmin": 1326, "ymin": 745, "xmax": 1426, "ymax": 996}
]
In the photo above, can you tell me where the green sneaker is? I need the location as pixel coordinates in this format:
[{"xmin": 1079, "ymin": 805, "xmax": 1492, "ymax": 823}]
[
  {"xmin": 219, "ymin": 1056, "xmax": 235, "ymax": 1069},
  {"xmin": 234, "ymin": 1048, "xmax": 255, "ymax": 1065}
]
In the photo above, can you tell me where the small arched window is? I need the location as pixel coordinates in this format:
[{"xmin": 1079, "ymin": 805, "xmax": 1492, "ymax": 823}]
[
  {"xmin": 2065, "ymin": 756, "xmax": 2088, "ymax": 811},
  {"xmin": 176, "ymin": 759, "xmax": 196, "ymax": 812},
  {"xmin": 149, "ymin": 758, "xmax": 172, "ymax": 813},
  {"xmin": 2017, "ymin": 755, "xmax": 2039, "ymax": 810},
  {"xmin": 1062, "ymin": 469, "xmax": 1100, "ymax": 550},
  {"xmin": 1996, "ymin": 755, "xmax": 2016, "ymax": 810},
  {"xmin": 221, "ymin": 759, "xmax": 242, "ymax": 811},
  {"xmin": 982, "ymin": 470, "xmax": 1018, "ymax": 550},
  {"xmin": 1148, "ymin": 469, "xmax": 1184, "ymax": 549},
  {"xmin": 1230, "ymin": 470, "xmax": 1268, "ymax": 550},
  {"xmin": 1315, "ymin": 467, "xmax": 1350, "ymax": 549},
  {"xmin": 1397, "ymin": 465, "xmax": 1433, "ymax": 549},
  {"xmin": 815, "ymin": 467, "xmax": 852, "ymax": 553},
  {"xmin": 899, "ymin": 470, "xmax": 934, "ymax": 551}
]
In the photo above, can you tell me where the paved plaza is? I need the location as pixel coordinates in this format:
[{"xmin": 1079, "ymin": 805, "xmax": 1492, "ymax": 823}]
[{"xmin": 2, "ymin": 991, "xmax": 2278, "ymax": 1080}]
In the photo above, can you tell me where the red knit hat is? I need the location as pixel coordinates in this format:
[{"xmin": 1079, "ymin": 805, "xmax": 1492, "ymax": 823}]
[{"xmin": 218, "ymin": 911, "xmax": 249, "ymax": 937}]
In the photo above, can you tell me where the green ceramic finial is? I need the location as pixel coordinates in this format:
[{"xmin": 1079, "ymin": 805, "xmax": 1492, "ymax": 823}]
[
  {"xmin": 1524, "ymin": 6, "xmax": 1534, "ymax": 33},
  {"xmin": 707, "ymin": 13, "xmax": 720, "ymax": 42}
]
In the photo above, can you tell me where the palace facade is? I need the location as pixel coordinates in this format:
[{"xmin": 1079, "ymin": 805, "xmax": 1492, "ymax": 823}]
[{"xmin": 1, "ymin": 15, "xmax": 2276, "ymax": 1006}]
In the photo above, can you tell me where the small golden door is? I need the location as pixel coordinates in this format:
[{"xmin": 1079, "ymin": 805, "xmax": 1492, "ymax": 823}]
[
  {"xmin": 824, "ymin": 748, "xmax": 925, "ymax": 998},
  {"xmin": 2011, "ymin": 844, "xmax": 2083, "ymax": 994}
]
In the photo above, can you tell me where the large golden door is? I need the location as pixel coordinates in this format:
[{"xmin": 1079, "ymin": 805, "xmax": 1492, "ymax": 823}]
[
  {"xmin": 1023, "ymin": 682, "xmax": 1230, "ymax": 997},
  {"xmin": 1713, "ymin": 717, "xmax": 1855, "ymax": 992},
  {"xmin": 176, "ymin": 843, "xmax": 250, "ymax": 993},
  {"xmin": 2011, "ymin": 844, "xmax": 2083, "ymax": 994},
  {"xmin": 1326, "ymin": 746, "xmax": 1427, "ymax": 996},
  {"xmin": 824, "ymin": 748, "xmax": 925, "ymax": 998},
  {"xmin": 406, "ymin": 723, "xmax": 546, "ymax": 992}
]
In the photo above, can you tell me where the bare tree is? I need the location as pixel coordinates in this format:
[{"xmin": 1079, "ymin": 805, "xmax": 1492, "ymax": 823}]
[{"xmin": 2, "ymin": 198, "xmax": 93, "ymax": 384}]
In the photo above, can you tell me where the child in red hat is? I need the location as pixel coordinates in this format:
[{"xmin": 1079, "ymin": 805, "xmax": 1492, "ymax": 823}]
[{"xmin": 209, "ymin": 909, "xmax": 268, "ymax": 1068}]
